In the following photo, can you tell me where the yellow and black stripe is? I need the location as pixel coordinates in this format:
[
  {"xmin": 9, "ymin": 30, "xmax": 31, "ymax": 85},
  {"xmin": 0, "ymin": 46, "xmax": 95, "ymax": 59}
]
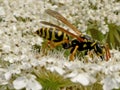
[{"xmin": 36, "ymin": 27, "xmax": 69, "ymax": 42}]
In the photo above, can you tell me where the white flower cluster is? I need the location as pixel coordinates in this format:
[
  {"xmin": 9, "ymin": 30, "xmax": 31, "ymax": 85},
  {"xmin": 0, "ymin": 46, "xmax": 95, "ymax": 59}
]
[
  {"xmin": 0, "ymin": 0, "xmax": 120, "ymax": 90},
  {"xmin": 0, "ymin": 0, "xmax": 44, "ymax": 89},
  {"xmin": 38, "ymin": 50, "xmax": 120, "ymax": 90},
  {"xmin": 48, "ymin": 0, "xmax": 120, "ymax": 34}
]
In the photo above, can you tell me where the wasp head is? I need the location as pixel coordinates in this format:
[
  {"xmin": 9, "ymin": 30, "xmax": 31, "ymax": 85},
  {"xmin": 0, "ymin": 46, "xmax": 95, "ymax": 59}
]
[{"xmin": 94, "ymin": 42, "xmax": 111, "ymax": 61}]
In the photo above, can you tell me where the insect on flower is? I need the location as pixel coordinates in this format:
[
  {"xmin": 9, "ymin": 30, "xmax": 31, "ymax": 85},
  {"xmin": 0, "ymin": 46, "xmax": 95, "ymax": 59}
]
[{"xmin": 35, "ymin": 9, "xmax": 111, "ymax": 61}]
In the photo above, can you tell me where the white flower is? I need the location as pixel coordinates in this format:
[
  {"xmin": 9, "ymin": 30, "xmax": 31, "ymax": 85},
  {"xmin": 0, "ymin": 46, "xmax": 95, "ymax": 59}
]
[
  {"xmin": 26, "ymin": 78, "xmax": 42, "ymax": 90},
  {"xmin": 13, "ymin": 76, "xmax": 27, "ymax": 89},
  {"xmin": 102, "ymin": 76, "xmax": 120, "ymax": 90},
  {"xmin": 13, "ymin": 75, "xmax": 42, "ymax": 90},
  {"xmin": 46, "ymin": 66, "xmax": 65, "ymax": 75},
  {"xmin": 65, "ymin": 70, "xmax": 78, "ymax": 78},
  {"xmin": 4, "ymin": 72, "xmax": 12, "ymax": 80},
  {"xmin": 21, "ymin": 61, "xmax": 32, "ymax": 70},
  {"xmin": 0, "ymin": 68, "xmax": 8, "ymax": 85},
  {"xmin": 89, "ymin": 0, "xmax": 97, "ymax": 6},
  {"xmin": 0, "ymin": 7, "xmax": 5, "ymax": 16},
  {"xmin": 71, "ymin": 73, "xmax": 96, "ymax": 86},
  {"xmin": 2, "ymin": 44, "xmax": 11, "ymax": 53},
  {"xmin": 4, "ymin": 64, "xmax": 21, "ymax": 81}
]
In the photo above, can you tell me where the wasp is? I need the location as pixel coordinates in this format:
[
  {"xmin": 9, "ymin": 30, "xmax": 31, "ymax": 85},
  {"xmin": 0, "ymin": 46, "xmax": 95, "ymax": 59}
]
[{"xmin": 35, "ymin": 9, "xmax": 111, "ymax": 61}]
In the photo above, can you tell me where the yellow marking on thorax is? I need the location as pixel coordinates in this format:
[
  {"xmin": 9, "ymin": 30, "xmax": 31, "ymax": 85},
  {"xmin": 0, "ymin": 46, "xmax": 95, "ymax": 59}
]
[
  {"xmin": 91, "ymin": 41, "xmax": 96, "ymax": 47},
  {"xmin": 83, "ymin": 44, "xmax": 87, "ymax": 48}
]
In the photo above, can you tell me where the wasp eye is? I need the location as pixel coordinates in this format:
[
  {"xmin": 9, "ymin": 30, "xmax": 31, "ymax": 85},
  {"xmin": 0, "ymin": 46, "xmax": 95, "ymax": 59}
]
[
  {"xmin": 72, "ymin": 41, "xmax": 76, "ymax": 45},
  {"xmin": 73, "ymin": 42, "xmax": 76, "ymax": 44}
]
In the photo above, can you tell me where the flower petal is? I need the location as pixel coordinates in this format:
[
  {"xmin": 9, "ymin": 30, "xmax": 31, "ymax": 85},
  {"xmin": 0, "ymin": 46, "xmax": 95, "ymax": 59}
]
[
  {"xmin": 13, "ymin": 77, "xmax": 27, "ymax": 89},
  {"xmin": 26, "ymin": 79, "xmax": 42, "ymax": 90}
]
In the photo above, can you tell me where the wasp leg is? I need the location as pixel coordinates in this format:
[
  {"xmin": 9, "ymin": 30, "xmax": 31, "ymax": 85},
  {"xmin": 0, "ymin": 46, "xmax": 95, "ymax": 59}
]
[
  {"xmin": 41, "ymin": 40, "xmax": 57, "ymax": 55},
  {"xmin": 49, "ymin": 39, "xmax": 69, "ymax": 49},
  {"xmin": 41, "ymin": 41, "xmax": 51, "ymax": 55},
  {"xmin": 42, "ymin": 40, "xmax": 69, "ymax": 53},
  {"xmin": 42, "ymin": 40, "xmax": 56, "ymax": 50},
  {"xmin": 87, "ymin": 50, "xmax": 94, "ymax": 59},
  {"xmin": 69, "ymin": 45, "xmax": 79, "ymax": 61},
  {"xmin": 42, "ymin": 40, "xmax": 69, "ymax": 56}
]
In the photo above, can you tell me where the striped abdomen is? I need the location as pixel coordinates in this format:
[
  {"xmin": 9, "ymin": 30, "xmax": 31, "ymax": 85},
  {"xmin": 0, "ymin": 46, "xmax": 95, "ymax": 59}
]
[{"xmin": 36, "ymin": 27, "xmax": 69, "ymax": 42}]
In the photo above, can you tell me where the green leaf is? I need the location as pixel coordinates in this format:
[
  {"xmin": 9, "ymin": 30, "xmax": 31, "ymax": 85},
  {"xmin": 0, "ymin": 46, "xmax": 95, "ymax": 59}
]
[
  {"xmin": 33, "ymin": 69, "xmax": 73, "ymax": 90},
  {"xmin": 107, "ymin": 23, "xmax": 120, "ymax": 49},
  {"xmin": 87, "ymin": 28, "xmax": 105, "ymax": 41},
  {"xmin": 86, "ymin": 22, "xmax": 105, "ymax": 42}
]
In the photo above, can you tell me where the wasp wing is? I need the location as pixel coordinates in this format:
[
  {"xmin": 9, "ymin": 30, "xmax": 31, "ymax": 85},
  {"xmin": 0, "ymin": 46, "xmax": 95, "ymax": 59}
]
[
  {"xmin": 45, "ymin": 9, "xmax": 82, "ymax": 36},
  {"xmin": 40, "ymin": 21, "xmax": 84, "ymax": 42}
]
